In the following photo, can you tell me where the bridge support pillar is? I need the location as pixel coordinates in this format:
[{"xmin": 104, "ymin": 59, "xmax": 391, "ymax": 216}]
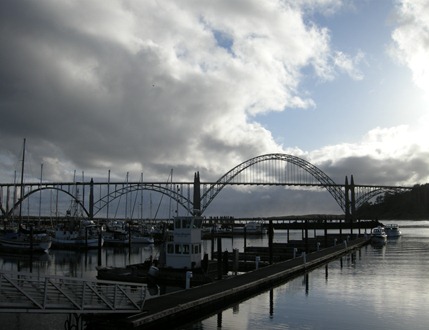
[
  {"xmin": 344, "ymin": 175, "xmax": 356, "ymax": 223},
  {"xmin": 345, "ymin": 176, "xmax": 351, "ymax": 223},
  {"xmin": 193, "ymin": 172, "xmax": 201, "ymax": 216},
  {"xmin": 350, "ymin": 175, "xmax": 356, "ymax": 222}
]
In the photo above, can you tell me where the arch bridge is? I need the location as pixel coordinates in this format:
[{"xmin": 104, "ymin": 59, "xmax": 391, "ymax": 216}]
[{"xmin": 0, "ymin": 153, "xmax": 412, "ymax": 221}]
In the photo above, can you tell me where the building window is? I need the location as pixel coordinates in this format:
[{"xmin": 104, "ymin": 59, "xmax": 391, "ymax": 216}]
[{"xmin": 182, "ymin": 218, "xmax": 191, "ymax": 228}]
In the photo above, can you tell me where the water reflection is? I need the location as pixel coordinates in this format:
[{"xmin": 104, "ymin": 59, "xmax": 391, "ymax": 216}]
[
  {"xmin": 2, "ymin": 223, "xmax": 429, "ymax": 330},
  {"xmin": 0, "ymin": 244, "xmax": 159, "ymax": 278}
]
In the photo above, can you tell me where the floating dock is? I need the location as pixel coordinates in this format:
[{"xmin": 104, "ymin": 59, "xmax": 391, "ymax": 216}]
[{"xmin": 86, "ymin": 236, "xmax": 370, "ymax": 329}]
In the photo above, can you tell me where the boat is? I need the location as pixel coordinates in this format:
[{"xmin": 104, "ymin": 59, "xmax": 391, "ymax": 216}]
[
  {"xmin": 50, "ymin": 184, "xmax": 103, "ymax": 249},
  {"xmin": 102, "ymin": 220, "xmax": 129, "ymax": 246},
  {"xmin": 130, "ymin": 231, "xmax": 155, "ymax": 244},
  {"xmin": 371, "ymin": 226, "xmax": 387, "ymax": 244},
  {"xmin": 50, "ymin": 219, "xmax": 103, "ymax": 249},
  {"xmin": 384, "ymin": 224, "xmax": 402, "ymax": 238},
  {"xmin": 0, "ymin": 228, "xmax": 52, "ymax": 253},
  {"xmin": 233, "ymin": 221, "xmax": 268, "ymax": 235},
  {"xmin": 102, "ymin": 220, "xmax": 155, "ymax": 246}
]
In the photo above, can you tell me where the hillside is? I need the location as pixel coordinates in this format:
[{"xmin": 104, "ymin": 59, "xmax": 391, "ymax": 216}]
[{"xmin": 356, "ymin": 183, "xmax": 429, "ymax": 220}]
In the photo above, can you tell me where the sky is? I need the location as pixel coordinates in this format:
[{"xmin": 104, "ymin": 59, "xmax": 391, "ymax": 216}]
[{"xmin": 1, "ymin": 0, "xmax": 428, "ymax": 217}]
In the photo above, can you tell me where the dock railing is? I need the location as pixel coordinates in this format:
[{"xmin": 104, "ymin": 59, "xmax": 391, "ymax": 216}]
[{"xmin": 0, "ymin": 270, "xmax": 146, "ymax": 314}]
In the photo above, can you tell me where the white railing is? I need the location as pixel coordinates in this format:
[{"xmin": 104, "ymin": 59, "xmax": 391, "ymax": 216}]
[{"xmin": 0, "ymin": 271, "xmax": 146, "ymax": 314}]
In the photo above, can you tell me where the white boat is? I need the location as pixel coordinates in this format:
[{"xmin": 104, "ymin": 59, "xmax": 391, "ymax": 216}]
[
  {"xmin": 371, "ymin": 226, "xmax": 387, "ymax": 243},
  {"xmin": 384, "ymin": 224, "xmax": 402, "ymax": 238},
  {"xmin": 50, "ymin": 220, "xmax": 103, "ymax": 249}
]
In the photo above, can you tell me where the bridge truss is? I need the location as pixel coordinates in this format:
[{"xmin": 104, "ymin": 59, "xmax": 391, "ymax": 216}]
[{"xmin": 0, "ymin": 153, "xmax": 413, "ymax": 219}]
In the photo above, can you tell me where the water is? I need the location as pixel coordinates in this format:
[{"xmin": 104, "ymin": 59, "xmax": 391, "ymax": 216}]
[
  {"xmin": 1, "ymin": 221, "xmax": 429, "ymax": 329},
  {"xmin": 179, "ymin": 220, "xmax": 429, "ymax": 330}
]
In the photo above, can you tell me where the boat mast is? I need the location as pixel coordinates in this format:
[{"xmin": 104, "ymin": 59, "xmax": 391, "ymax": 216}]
[{"xmin": 18, "ymin": 138, "xmax": 26, "ymax": 224}]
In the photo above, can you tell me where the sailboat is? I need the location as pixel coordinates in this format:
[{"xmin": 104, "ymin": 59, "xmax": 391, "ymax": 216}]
[{"xmin": 0, "ymin": 139, "xmax": 52, "ymax": 253}]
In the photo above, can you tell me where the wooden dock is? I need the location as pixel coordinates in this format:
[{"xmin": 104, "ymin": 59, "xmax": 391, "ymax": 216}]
[{"xmin": 86, "ymin": 236, "xmax": 370, "ymax": 329}]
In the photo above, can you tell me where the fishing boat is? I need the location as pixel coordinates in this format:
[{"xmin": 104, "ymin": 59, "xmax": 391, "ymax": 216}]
[
  {"xmin": 0, "ymin": 227, "xmax": 52, "ymax": 252},
  {"xmin": 129, "ymin": 222, "xmax": 155, "ymax": 244},
  {"xmin": 102, "ymin": 220, "xmax": 155, "ymax": 246},
  {"xmin": 384, "ymin": 224, "xmax": 402, "ymax": 238},
  {"xmin": 50, "ymin": 219, "xmax": 102, "ymax": 249},
  {"xmin": 102, "ymin": 220, "xmax": 129, "ymax": 246}
]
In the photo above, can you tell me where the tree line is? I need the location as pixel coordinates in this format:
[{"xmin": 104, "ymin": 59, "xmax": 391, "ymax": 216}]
[{"xmin": 356, "ymin": 183, "xmax": 429, "ymax": 220}]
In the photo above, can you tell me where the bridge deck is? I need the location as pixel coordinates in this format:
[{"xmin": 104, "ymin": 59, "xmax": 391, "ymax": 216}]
[{"xmin": 0, "ymin": 271, "xmax": 146, "ymax": 314}]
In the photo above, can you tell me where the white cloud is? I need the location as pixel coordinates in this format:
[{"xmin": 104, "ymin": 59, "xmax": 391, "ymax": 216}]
[
  {"xmin": 391, "ymin": 0, "xmax": 429, "ymax": 95},
  {"xmin": 309, "ymin": 124, "xmax": 429, "ymax": 185},
  {"xmin": 333, "ymin": 50, "xmax": 365, "ymax": 80}
]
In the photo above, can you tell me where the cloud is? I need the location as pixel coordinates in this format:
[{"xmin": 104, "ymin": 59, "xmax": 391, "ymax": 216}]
[
  {"xmin": 309, "ymin": 124, "xmax": 429, "ymax": 186},
  {"xmin": 1, "ymin": 1, "xmax": 427, "ymax": 217},
  {"xmin": 0, "ymin": 0, "xmax": 362, "ymax": 184},
  {"xmin": 391, "ymin": 0, "xmax": 429, "ymax": 95}
]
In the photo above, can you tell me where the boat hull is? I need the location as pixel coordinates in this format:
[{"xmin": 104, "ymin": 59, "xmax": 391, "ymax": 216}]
[
  {"xmin": 0, "ymin": 238, "xmax": 51, "ymax": 252},
  {"xmin": 51, "ymin": 237, "xmax": 102, "ymax": 249}
]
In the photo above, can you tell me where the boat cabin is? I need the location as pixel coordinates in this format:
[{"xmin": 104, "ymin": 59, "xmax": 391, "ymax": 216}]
[{"xmin": 165, "ymin": 216, "xmax": 203, "ymax": 269}]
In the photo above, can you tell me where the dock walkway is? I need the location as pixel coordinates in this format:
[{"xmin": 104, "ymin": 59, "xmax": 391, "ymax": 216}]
[{"xmin": 89, "ymin": 236, "xmax": 369, "ymax": 329}]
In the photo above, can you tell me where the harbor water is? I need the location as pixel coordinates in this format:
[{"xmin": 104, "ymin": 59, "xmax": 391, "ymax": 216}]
[{"xmin": 1, "ymin": 220, "xmax": 429, "ymax": 329}]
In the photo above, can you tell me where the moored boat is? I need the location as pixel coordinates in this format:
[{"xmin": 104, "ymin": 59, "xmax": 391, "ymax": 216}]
[
  {"xmin": 233, "ymin": 221, "xmax": 267, "ymax": 235},
  {"xmin": 384, "ymin": 224, "xmax": 402, "ymax": 238},
  {"xmin": 50, "ymin": 219, "xmax": 103, "ymax": 249},
  {"xmin": 102, "ymin": 220, "xmax": 155, "ymax": 246},
  {"xmin": 371, "ymin": 226, "xmax": 387, "ymax": 244},
  {"xmin": 0, "ymin": 229, "xmax": 52, "ymax": 253}
]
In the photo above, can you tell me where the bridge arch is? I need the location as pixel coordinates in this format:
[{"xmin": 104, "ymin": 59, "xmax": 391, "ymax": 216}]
[
  {"xmin": 5, "ymin": 187, "xmax": 90, "ymax": 219},
  {"xmin": 93, "ymin": 183, "xmax": 193, "ymax": 217},
  {"xmin": 201, "ymin": 153, "xmax": 345, "ymax": 214}
]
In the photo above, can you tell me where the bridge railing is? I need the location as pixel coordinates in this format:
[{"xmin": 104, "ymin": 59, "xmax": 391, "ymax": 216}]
[{"xmin": 0, "ymin": 271, "xmax": 146, "ymax": 314}]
